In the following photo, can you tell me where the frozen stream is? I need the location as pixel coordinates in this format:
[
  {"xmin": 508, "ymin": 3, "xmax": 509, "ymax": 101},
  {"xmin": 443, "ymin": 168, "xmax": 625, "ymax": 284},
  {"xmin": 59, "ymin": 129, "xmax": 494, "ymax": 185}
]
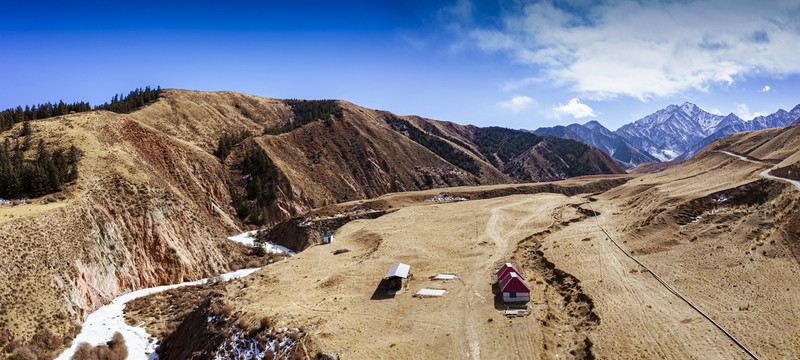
[
  {"xmin": 56, "ymin": 231, "xmax": 291, "ymax": 360},
  {"xmin": 227, "ymin": 230, "xmax": 296, "ymax": 255}
]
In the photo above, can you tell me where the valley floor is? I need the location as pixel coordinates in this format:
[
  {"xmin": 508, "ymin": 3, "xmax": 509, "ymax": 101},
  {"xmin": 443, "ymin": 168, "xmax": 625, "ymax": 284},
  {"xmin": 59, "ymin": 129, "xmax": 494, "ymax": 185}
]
[{"xmin": 214, "ymin": 151, "xmax": 800, "ymax": 359}]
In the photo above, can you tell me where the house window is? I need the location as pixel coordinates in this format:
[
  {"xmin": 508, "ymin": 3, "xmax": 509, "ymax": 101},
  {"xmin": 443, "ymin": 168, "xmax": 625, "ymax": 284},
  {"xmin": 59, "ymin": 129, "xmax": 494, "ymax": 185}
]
[{"xmin": 509, "ymin": 292, "xmax": 516, "ymax": 298}]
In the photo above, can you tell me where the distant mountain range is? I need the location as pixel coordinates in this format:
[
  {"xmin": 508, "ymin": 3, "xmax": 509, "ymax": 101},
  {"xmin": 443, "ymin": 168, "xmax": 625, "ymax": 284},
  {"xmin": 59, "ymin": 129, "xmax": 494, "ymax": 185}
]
[
  {"xmin": 534, "ymin": 102, "xmax": 800, "ymax": 166},
  {"xmin": 532, "ymin": 120, "xmax": 658, "ymax": 168}
]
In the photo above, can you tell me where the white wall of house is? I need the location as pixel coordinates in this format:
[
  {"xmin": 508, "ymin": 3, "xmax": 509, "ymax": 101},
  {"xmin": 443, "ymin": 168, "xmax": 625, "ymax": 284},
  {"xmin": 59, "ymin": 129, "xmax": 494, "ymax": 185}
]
[{"xmin": 502, "ymin": 291, "xmax": 530, "ymax": 302}]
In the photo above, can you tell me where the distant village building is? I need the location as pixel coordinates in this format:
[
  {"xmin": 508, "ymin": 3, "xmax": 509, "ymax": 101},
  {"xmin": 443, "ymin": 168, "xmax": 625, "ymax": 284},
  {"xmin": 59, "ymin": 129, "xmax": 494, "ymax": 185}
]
[
  {"xmin": 499, "ymin": 272, "xmax": 530, "ymax": 302},
  {"xmin": 322, "ymin": 234, "xmax": 334, "ymax": 244},
  {"xmin": 384, "ymin": 263, "xmax": 411, "ymax": 291}
]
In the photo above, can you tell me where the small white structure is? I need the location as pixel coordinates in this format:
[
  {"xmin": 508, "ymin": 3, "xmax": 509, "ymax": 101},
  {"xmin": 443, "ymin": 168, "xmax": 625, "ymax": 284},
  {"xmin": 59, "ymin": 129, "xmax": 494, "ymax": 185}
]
[
  {"xmin": 415, "ymin": 289, "xmax": 446, "ymax": 297},
  {"xmin": 431, "ymin": 274, "xmax": 458, "ymax": 280},
  {"xmin": 384, "ymin": 263, "xmax": 411, "ymax": 279},
  {"xmin": 384, "ymin": 263, "xmax": 411, "ymax": 291},
  {"xmin": 322, "ymin": 234, "xmax": 334, "ymax": 244}
]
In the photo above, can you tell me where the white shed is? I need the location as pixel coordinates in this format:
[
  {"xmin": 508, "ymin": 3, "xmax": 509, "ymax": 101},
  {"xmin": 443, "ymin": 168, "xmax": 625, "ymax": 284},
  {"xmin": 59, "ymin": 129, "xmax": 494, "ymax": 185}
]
[{"xmin": 384, "ymin": 263, "xmax": 410, "ymax": 279}]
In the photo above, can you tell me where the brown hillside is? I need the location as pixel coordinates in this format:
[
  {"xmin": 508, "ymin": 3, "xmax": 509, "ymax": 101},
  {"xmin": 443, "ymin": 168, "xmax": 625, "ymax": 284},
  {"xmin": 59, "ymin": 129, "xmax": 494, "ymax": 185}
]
[
  {"xmin": 504, "ymin": 136, "xmax": 625, "ymax": 181},
  {"xmin": 627, "ymin": 159, "xmax": 686, "ymax": 174},
  {"xmin": 0, "ymin": 111, "xmax": 249, "ymax": 352},
  {"xmin": 0, "ymin": 89, "xmax": 624, "ymax": 356},
  {"xmin": 696, "ymin": 123, "xmax": 800, "ymax": 165},
  {"xmin": 148, "ymin": 120, "xmax": 800, "ymax": 359},
  {"xmin": 129, "ymin": 90, "xmax": 291, "ymax": 151},
  {"xmin": 130, "ymin": 89, "xmax": 622, "ymax": 224}
]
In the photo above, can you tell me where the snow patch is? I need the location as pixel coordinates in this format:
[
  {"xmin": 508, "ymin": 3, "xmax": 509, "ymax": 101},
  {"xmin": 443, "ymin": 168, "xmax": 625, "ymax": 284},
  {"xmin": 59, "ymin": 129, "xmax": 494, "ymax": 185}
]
[
  {"xmin": 213, "ymin": 327, "xmax": 300, "ymax": 360},
  {"xmin": 58, "ymin": 230, "xmax": 293, "ymax": 360},
  {"xmin": 56, "ymin": 267, "xmax": 260, "ymax": 360},
  {"xmin": 228, "ymin": 230, "xmax": 296, "ymax": 255},
  {"xmin": 426, "ymin": 194, "xmax": 468, "ymax": 202},
  {"xmin": 298, "ymin": 208, "xmax": 380, "ymax": 227}
]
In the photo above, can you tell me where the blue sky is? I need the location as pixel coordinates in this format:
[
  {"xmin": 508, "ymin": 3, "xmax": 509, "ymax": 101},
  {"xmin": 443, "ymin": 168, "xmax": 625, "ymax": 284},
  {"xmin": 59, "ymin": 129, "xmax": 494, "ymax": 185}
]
[{"xmin": 2, "ymin": 0, "xmax": 800, "ymax": 130}]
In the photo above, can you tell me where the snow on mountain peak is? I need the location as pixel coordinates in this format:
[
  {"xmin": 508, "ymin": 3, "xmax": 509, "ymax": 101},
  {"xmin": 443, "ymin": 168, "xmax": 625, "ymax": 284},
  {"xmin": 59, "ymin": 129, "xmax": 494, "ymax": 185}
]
[
  {"xmin": 679, "ymin": 102, "xmax": 698, "ymax": 114},
  {"xmin": 791, "ymin": 104, "xmax": 800, "ymax": 116}
]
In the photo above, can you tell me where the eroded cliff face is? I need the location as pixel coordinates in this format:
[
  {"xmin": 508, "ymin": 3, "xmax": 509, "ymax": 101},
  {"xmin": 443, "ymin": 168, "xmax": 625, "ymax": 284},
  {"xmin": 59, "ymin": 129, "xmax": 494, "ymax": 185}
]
[{"xmin": 0, "ymin": 113, "xmax": 246, "ymax": 349}]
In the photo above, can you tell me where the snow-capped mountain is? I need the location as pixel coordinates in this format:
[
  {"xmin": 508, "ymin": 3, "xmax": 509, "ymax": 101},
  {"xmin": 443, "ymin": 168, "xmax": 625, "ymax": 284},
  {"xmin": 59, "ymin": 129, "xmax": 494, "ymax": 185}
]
[
  {"xmin": 615, "ymin": 102, "xmax": 800, "ymax": 161},
  {"xmin": 675, "ymin": 104, "xmax": 800, "ymax": 160},
  {"xmin": 533, "ymin": 121, "xmax": 658, "ymax": 168},
  {"xmin": 614, "ymin": 102, "xmax": 726, "ymax": 161},
  {"xmin": 532, "ymin": 102, "xmax": 800, "ymax": 166}
]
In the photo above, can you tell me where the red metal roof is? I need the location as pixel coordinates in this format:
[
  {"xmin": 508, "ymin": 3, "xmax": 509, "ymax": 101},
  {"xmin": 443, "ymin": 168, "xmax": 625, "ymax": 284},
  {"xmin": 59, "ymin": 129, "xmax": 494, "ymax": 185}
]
[
  {"xmin": 496, "ymin": 263, "xmax": 515, "ymax": 277},
  {"xmin": 500, "ymin": 272, "xmax": 530, "ymax": 293},
  {"xmin": 497, "ymin": 263, "xmax": 524, "ymax": 281}
]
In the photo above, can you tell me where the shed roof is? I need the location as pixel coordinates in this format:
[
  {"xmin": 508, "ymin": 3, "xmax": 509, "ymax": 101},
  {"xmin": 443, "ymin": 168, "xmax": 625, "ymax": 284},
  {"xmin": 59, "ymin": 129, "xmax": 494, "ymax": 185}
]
[
  {"xmin": 415, "ymin": 289, "xmax": 446, "ymax": 297},
  {"xmin": 500, "ymin": 272, "xmax": 530, "ymax": 293},
  {"xmin": 384, "ymin": 263, "xmax": 410, "ymax": 279}
]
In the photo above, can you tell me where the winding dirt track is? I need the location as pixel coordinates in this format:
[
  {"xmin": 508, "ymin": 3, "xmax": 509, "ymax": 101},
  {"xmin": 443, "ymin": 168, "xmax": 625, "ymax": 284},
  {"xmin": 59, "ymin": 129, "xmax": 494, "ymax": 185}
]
[{"xmin": 719, "ymin": 150, "xmax": 800, "ymax": 191}]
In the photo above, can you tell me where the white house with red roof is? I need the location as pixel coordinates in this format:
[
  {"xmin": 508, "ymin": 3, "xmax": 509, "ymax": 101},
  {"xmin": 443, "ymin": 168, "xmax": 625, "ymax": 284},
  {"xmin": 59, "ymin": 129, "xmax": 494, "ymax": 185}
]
[{"xmin": 499, "ymin": 272, "xmax": 530, "ymax": 302}]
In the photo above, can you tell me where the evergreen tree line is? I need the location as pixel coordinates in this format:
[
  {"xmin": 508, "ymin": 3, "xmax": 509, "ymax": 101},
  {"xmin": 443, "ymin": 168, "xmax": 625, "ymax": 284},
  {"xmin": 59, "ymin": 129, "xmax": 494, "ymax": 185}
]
[
  {"xmin": 0, "ymin": 86, "xmax": 163, "ymax": 134},
  {"xmin": 471, "ymin": 127, "xmax": 597, "ymax": 177},
  {"xmin": 96, "ymin": 86, "xmax": 163, "ymax": 114},
  {"xmin": 383, "ymin": 114, "xmax": 481, "ymax": 176},
  {"xmin": 547, "ymin": 139, "xmax": 593, "ymax": 177},
  {"xmin": 213, "ymin": 130, "xmax": 252, "ymax": 160},
  {"xmin": 264, "ymin": 100, "xmax": 343, "ymax": 135},
  {"xmin": 0, "ymin": 101, "xmax": 92, "ymax": 133},
  {"xmin": 0, "ymin": 139, "xmax": 79, "ymax": 199},
  {"xmin": 419, "ymin": 121, "xmax": 481, "ymax": 159},
  {"xmin": 236, "ymin": 147, "xmax": 277, "ymax": 225},
  {"xmin": 471, "ymin": 127, "xmax": 545, "ymax": 168}
]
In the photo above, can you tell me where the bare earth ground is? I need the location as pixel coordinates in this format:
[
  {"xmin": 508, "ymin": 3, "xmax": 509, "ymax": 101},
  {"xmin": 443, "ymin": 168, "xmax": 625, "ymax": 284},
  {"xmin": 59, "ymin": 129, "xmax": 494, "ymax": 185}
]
[
  {"xmin": 121, "ymin": 125, "xmax": 800, "ymax": 359},
  {"xmin": 231, "ymin": 194, "xmax": 562, "ymax": 359},
  {"xmin": 209, "ymin": 145, "xmax": 800, "ymax": 359}
]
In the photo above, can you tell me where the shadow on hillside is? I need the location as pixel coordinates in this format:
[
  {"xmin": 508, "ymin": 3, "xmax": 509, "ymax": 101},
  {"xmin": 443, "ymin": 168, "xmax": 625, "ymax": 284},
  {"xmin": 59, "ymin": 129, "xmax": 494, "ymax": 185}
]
[{"xmin": 492, "ymin": 282, "xmax": 505, "ymax": 311}]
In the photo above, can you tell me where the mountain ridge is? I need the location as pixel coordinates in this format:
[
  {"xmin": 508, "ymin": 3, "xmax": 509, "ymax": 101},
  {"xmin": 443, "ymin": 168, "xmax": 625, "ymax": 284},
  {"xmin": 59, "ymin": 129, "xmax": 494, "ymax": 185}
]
[
  {"xmin": 536, "ymin": 102, "xmax": 800, "ymax": 164},
  {"xmin": 533, "ymin": 120, "xmax": 659, "ymax": 168}
]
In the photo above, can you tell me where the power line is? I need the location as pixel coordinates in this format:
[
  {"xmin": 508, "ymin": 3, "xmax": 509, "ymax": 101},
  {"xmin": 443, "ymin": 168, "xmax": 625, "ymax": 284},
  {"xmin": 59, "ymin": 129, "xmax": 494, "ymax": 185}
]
[{"xmin": 576, "ymin": 195, "xmax": 759, "ymax": 360}]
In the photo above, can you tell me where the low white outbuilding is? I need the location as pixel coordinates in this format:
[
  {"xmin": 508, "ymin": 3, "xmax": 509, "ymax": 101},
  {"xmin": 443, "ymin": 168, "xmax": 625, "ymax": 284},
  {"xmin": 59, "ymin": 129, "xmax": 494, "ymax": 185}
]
[{"xmin": 384, "ymin": 263, "xmax": 411, "ymax": 291}]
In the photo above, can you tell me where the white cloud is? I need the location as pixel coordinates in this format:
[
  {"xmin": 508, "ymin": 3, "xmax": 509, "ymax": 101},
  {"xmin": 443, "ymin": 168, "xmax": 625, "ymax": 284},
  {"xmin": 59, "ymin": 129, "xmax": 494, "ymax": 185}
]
[
  {"xmin": 554, "ymin": 98, "xmax": 596, "ymax": 119},
  {"xmin": 736, "ymin": 103, "xmax": 766, "ymax": 120},
  {"xmin": 497, "ymin": 95, "xmax": 534, "ymax": 113},
  {"xmin": 465, "ymin": 0, "xmax": 800, "ymax": 101},
  {"xmin": 760, "ymin": 85, "xmax": 771, "ymax": 92},
  {"xmin": 702, "ymin": 106, "xmax": 723, "ymax": 115}
]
